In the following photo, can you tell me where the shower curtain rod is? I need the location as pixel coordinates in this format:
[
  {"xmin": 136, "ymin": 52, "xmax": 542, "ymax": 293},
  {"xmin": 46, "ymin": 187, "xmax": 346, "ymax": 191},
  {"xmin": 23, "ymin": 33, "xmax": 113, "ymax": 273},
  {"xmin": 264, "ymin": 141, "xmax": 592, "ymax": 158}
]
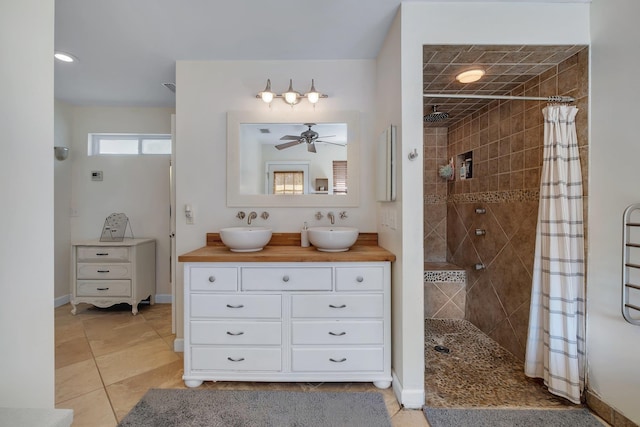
[{"xmin": 422, "ymin": 93, "xmax": 575, "ymax": 103}]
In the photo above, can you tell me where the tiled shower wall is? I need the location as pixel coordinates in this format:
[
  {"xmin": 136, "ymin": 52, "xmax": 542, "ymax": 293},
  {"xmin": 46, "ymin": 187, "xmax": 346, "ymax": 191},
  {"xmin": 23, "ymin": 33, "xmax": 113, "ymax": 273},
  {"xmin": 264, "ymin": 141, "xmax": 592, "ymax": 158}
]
[
  {"xmin": 445, "ymin": 48, "xmax": 589, "ymax": 360},
  {"xmin": 423, "ymin": 127, "xmax": 449, "ymax": 262}
]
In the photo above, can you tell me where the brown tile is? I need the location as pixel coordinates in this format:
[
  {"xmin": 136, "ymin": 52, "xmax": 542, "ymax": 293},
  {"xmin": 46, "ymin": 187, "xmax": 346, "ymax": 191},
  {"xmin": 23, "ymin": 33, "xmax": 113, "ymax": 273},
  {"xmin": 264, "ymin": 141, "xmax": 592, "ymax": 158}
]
[
  {"xmin": 466, "ymin": 276, "xmax": 507, "ymax": 333},
  {"xmin": 488, "ymin": 243, "xmax": 532, "ymax": 315},
  {"xmin": 89, "ymin": 321, "xmax": 160, "ymax": 357},
  {"xmin": 106, "ymin": 359, "xmax": 186, "ymax": 421},
  {"xmin": 425, "ymin": 284, "xmax": 449, "ymax": 318},
  {"xmin": 56, "ymin": 358, "xmax": 104, "ymax": 404},
  {"xmin": 586, "ymin": 391, "xmax": 614, "ymax": 425},
  {"xmin": 57, "ymin": 388, "xmax": 117, "ymax": 427},
  {"xmin": 56, "ymin": 336, "xmax": 93, "ymax": 369},
  {"xmin": 95, "ymin": 337, "xmax": 180, "ymax": 386},
  {"xmin": 613, "ymin": 410, "xmax": 639, "ymax": 427},
  {"xmin": 488, "ymin": 318, "xmax": 524, "ymax": 360}
]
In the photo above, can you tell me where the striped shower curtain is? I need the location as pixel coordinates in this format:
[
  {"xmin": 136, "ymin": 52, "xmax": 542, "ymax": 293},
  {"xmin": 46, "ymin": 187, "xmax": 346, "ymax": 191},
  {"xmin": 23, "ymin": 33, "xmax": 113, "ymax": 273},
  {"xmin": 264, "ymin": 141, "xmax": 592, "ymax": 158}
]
[{"xmin": 524, "ymin": 105, "xmax": 585, "ymax": 404}]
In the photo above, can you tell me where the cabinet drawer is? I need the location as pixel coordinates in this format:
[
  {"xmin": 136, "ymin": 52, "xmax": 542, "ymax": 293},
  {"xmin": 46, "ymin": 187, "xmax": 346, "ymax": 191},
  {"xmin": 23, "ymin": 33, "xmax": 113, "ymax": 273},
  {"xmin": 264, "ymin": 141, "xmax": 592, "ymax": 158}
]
[
  {"xmin": 291, "ymin": 321, "xmax": 383, "ymax": 345},
  {"xmin": 191, "ymin": 321, "xmax": 281, "ymax": 345},
  {"xmin": 191, "ymin": 347, "xmax": 281, "ymax": 371},
  {"xmin": 77, "ymin": 246, "xmax": 129, "ymax": 262},
  {"xmin": 190, "ymin": 294, "xmax": 281, "ymax": 319},
  {"xmin": 77, "ymin": 280, "xmax": 131, "ymax": 297},
  {"xmin": 190, "ymin": 267, "xmax": 237, "ymax": 292},
  {"xmin": 77, "ymin": 263, "xmax": 131, "ymax": 279},
  {"xmin": 291, "ymin": 295, "xmax": 383, "ymax": 318},
  {"xmin": 291, "ymin": 348, "xmax": 383, "ymax": 372},
  {"xmin": 336, "ymin": 267, "xmax": 384, "ymax": 291},
  {"xmin": 241, "ymin": 267, "xmax": 331, "ymax": 291}
]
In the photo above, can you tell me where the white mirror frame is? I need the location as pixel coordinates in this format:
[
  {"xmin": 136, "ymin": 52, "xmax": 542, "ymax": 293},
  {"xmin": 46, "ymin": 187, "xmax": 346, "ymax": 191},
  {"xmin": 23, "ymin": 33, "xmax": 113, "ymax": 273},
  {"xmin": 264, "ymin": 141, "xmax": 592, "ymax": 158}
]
[{"xmin": 227, "ymin": 110, "xmax": 360, "ymax": 208}]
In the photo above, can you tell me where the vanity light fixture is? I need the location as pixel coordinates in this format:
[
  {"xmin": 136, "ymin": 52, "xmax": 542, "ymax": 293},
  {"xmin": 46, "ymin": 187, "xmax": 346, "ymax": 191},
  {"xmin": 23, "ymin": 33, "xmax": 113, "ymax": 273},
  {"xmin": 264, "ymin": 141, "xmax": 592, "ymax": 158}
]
[
  {"xmin": 456, "ymin": 69, "xmax": 485, "ymax": 83},
  {"xmin": 256, "ymin": 79, "xmax": 328, "ymax": 106}
]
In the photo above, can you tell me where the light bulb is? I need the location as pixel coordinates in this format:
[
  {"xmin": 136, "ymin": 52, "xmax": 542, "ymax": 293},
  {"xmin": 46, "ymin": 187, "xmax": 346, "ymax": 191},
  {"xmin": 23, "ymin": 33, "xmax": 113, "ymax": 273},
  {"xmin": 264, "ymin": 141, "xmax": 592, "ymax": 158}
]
[
  {"xmin": 282, "ymin": 79, "xmax": 300, "ymax": 105},
  {"xmin": 305, "ymin": 79, "xmax": 321, "ymax": 104},
  {"xmin": 258, "ymin": 79, "xmax": 275, "ymax": 104},
  {"xmin": 261, "ymin": 91, "xmax": 274, "ymax": 103}
]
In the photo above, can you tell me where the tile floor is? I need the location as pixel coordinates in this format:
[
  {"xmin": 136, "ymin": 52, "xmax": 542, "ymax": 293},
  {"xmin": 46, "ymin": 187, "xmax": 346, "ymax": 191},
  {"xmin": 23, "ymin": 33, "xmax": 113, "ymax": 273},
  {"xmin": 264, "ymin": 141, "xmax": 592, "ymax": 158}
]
[{"xmin": 55, "ymin": 303, "xmax": 428, "ymax": 427}]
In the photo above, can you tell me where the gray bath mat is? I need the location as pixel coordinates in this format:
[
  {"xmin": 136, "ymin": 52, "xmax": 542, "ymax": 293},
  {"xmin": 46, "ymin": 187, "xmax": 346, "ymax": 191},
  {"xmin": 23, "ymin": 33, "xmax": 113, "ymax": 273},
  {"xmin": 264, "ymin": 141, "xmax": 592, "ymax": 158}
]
[
  {"xmin": 423, "ymin": 407, "xmax": 604, "ymax": 427},
  {"xmin": 119, "ymin": 388, "xmax": 391, "ymax": 427}
]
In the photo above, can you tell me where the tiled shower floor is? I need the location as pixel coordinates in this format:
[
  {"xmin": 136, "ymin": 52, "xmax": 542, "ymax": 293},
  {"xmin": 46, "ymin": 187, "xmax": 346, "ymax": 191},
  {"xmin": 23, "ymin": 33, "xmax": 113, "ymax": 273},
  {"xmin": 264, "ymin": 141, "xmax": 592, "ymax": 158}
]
[{"xmin": 424, "ymin": 318, "xmax": 578, "ymax": 408}]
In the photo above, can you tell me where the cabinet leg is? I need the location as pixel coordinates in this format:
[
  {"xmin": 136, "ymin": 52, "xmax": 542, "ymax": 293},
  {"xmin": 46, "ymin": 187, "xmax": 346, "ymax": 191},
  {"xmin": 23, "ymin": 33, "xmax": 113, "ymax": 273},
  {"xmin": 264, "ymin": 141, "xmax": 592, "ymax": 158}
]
[
  {"xmin": 70, "ymin": 303, "xmax": 77, "ymax": 315},
  {"xmin": 373, "ymin": 380, "xmax": 391, "ymax": 389},
  {"xmin": 131, "ymin": 304, "xmax": 138, "ymax": 315},
  {"xmin": 184, "ymin": 380, "xmax": 203, "ymax": 388}
]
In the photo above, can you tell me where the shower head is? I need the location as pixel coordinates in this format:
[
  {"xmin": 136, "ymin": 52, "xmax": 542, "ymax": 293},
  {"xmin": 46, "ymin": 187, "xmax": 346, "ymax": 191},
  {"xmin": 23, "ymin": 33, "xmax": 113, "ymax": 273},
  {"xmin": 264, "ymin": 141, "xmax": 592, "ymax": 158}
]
[{"xmin": 424, "ymin": 105, "xmax": 449, "ymax": 122}]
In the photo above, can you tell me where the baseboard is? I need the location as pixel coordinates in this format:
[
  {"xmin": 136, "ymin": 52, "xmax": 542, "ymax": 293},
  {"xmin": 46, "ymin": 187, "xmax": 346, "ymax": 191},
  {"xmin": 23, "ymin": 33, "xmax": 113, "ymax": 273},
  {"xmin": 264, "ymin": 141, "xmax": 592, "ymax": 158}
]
[
  {"xmin": 392, "ymin": 370, "xmax": 425, "ymax": 409},
  {"xmin": 155, "ymin": 294, "xmax": 172, "ymax": 304},
  {"xmin": 56, "ymin": 294, "xmax": 171, "ymax": 307},
  {"xmin": 54, "ymin": 294, "xmax": 70, "ymax": 308},
  {"xmin": 173, "ymin": 338, "xmax": 184, "ymax": 352}
]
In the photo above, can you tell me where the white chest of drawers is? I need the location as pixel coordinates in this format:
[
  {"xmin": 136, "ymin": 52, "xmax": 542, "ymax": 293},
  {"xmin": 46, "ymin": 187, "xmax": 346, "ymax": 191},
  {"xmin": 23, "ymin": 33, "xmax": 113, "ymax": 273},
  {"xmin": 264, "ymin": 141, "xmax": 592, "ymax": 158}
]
[
  {"xmin": 182, "ymin": 261, "xmax": 391, "ymax": 389},
  {"xmin": 70, "ymin": 238, "xmax": 156, "ymax": 315}
]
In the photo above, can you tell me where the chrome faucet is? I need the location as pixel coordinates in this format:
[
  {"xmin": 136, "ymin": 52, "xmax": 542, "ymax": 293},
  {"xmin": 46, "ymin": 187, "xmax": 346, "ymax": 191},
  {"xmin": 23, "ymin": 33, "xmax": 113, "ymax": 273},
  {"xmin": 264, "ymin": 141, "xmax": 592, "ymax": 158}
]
[
  {"xmin": 328, "ymin": 212, "xmax": 335, "ymax": 225},
  {"xmin": 247, "ymin": 211, "xmax": 257, "ymax": 225}
]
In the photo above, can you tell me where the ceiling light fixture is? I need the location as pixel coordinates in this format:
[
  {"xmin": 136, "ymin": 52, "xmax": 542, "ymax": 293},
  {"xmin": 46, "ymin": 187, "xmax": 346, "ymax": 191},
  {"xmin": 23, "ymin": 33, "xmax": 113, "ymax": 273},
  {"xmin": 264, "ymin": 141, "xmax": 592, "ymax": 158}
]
[
  {"xmin": 54, "ymin": 51, "xmax": 77, "ymax": 63},
  {"xmin": 256, "ymin": 79, "xmax": 328, "ymax": 107},
  {"xmin": 456, "ymin": 69, "xmax": 485, "ymax": 83}
]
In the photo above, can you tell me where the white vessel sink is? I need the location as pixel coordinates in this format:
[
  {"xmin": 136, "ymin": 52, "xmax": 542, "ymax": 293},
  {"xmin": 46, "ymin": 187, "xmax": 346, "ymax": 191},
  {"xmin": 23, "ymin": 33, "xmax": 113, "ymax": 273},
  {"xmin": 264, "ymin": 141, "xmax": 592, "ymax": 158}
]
[
  {"xmin": 219, "ymin": 227, "xmax": 273, "ymax": 252},
  {"xmin": 307, "ymin": 226, "xmax": 359, "ymax": 252}
]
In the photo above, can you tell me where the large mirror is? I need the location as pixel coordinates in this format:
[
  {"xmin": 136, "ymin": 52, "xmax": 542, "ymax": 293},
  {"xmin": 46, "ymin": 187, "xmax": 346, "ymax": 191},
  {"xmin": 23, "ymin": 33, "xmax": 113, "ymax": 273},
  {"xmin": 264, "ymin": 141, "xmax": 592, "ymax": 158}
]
[{"xmin": 227, "ymin": 111, "xmax": 359, "ymax": 207}]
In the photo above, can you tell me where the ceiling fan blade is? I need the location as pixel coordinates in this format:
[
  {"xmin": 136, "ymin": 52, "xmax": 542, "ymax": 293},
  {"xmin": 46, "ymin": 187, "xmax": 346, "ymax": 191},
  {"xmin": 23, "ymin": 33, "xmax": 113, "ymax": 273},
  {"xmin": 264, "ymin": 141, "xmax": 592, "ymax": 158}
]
[
  {"xmin": 317, "ymin": 140, "xmax": 346, "ymax": 147},
  {"xmin": 279, "ymin": 135, "xmax": 301, "ymax": 140},
  {"xmin": 275, "ymin": 140, "xmax": 302, "ymax": 150},
  {"xmin": 316, "ymin": 135, "xmax": 336, "ymax": 139},
  {"xmin": 307, "ymin": 142, "xmax": 317, "ymax": 153}
]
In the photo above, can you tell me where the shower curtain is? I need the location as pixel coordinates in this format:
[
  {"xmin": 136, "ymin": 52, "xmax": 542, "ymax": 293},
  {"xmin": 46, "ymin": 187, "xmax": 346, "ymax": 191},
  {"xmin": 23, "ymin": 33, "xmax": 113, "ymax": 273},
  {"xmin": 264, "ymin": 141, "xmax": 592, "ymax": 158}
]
[{"xmin": 525, "ymin": 105, "xmax": 585, "ymax": 404}]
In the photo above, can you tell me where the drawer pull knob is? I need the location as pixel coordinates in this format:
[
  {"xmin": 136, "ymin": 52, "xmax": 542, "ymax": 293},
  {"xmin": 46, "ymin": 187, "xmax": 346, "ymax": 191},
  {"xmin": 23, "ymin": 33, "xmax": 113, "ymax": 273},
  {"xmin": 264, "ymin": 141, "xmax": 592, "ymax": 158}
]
[
  {"xmin": 96, "ymin": 287, "xmax": 109, "ymax": 291},
  {"xmin": 97, "ymin": 270, "xmax": 110, "ymax": 273},
  {"xmin": 329, "ymin": 304, "xmax": 347, "ymax": 309},
  {"xmin": 329, "ymin": 357, "xmax": 347, "ymax": 363},
  {"xmin": 226, "ymin": 304, "xmax": 244, "ymax": 309},
  {"xmin": 329, "ymin": 331, "xmax": 346, "ymax": 336},
  {"xmin": 356, "ymin": 276, "xmax": 364, "ymax": 282},
  {"xmin": 227, "ymin": 357, "xmax": 245, "ymax": 362},
  {"xmin": 226, "ymin": 331, "xmax": 245, "ymax": 336},
  {"xmin": 96, "ymin": 253, "xmax": 109, "ymax": 256},
  {"xmin": 282, "ymin": 275, "xmax": 290, "ymax": 282},
  {"xmin": 208, "ymin": 276, "xmax": 216, "ymax": 283}
]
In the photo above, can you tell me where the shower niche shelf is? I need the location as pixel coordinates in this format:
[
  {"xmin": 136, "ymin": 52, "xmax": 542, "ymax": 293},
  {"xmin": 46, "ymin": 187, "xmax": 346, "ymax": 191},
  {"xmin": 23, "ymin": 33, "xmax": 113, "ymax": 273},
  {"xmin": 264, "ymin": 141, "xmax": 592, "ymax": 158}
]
[
  {"xmin": 622, "ymin": 203, "xmax": 640, "ymax": 325},
  {"xmin": 457, "ymin": 151, "xmax": 473, "ymax": 180}
]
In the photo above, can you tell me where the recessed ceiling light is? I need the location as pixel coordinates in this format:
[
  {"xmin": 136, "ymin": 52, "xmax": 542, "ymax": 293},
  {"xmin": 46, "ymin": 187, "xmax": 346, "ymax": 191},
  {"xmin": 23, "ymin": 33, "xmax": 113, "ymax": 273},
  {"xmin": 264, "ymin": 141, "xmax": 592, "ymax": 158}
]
[
  {"xmin": 456, "ymin": 69, "xmax": 485, "ymax": 83},
  {"xmin": 54, "ymin": 52, "xmax": 76, "ymax": 63}
]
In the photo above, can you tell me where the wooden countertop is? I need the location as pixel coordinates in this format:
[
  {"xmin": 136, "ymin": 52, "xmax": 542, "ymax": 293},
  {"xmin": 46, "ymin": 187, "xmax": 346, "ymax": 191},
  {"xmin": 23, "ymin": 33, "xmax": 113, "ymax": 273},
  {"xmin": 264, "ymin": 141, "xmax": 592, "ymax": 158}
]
[{"xmin": 178, "ymin": 245, "xmax": 396, "ymax": 263}]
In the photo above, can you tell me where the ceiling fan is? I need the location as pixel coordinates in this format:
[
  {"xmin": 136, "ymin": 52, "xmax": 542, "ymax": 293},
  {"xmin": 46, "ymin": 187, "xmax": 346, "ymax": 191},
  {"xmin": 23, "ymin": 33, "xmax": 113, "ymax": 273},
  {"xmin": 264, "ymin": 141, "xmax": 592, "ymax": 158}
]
[{"xmin": 275, "ymin": 123, "xmax": 344, "ymax": 153}]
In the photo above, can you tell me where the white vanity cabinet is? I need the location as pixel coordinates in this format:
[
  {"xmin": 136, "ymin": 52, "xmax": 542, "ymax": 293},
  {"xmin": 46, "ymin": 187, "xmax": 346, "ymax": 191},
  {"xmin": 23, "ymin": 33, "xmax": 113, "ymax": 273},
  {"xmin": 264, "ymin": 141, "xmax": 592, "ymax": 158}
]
[
  {"xmin": 183, "ymin": 262, "xmax": 391, "ymax": 389},
  {"xmin": 70, "ymin": 238, "xmax": 156, "ymax": 315}
]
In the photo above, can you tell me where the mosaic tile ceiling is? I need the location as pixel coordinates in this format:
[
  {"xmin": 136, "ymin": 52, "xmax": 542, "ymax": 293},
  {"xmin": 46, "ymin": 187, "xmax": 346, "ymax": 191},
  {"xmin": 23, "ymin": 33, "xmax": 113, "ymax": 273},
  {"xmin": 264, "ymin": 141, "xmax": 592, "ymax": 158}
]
[{"xmin": 422, "ymin": 45, "xmax": 585, "ymax": 127}]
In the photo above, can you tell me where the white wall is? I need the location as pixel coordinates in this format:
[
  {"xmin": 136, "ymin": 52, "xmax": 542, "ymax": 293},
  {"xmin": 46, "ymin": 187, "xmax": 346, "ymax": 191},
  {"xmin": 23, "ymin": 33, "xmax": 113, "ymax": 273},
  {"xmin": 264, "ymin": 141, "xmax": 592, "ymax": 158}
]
[
  {"xmin": 175, "ymin": 60, "xmax": 377, "ymax": 339},
  {"xmin": 54, "ymin": 100, "xmax": 74, "ymax": 302},
  {"xmin": 69, "ymin": 106, "xmax": 175, "ymax": 297},
  {"xmin": 386, "ymin": 0, "xmax": 590, "ymax": 409},
  {"xmin": 0, "ymin": 0, "xmax": 55, "ymax": 408},
  {"xmin": 589, "ymin": 0, "xmax": 640, "ymax": 422},
  {"xmin": 376, "ymin": 9, "xmax": 421, "ymax": 406}
]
